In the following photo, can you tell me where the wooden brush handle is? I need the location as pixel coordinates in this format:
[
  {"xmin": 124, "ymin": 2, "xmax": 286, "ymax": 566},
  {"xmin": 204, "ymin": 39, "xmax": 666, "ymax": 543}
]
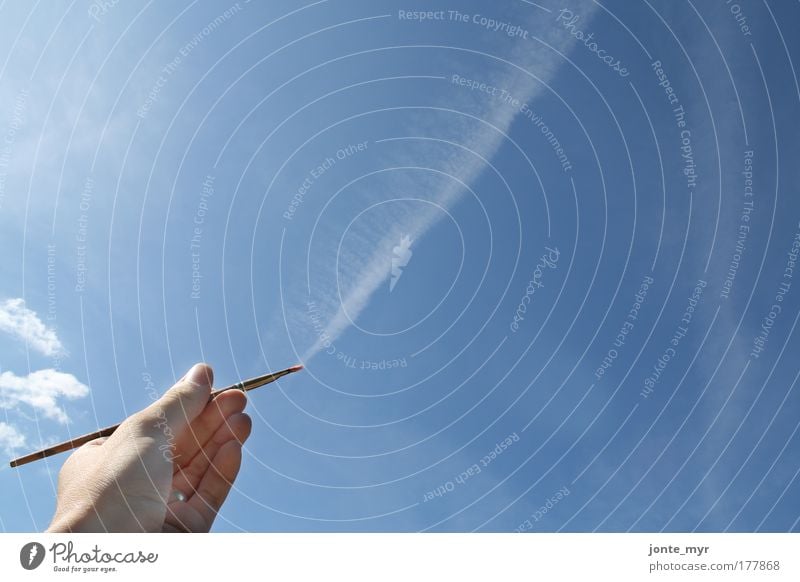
[
  {"xmin": 9, "ymin": 424, "xmax": 120, "ymax": 467},
  {"xmin": 8, "ymin": 364, "xmax": 302, "ymax": 468},
  {"xmin": 9, "ymin": 387, "xmax": 240, "ymax": 468}
]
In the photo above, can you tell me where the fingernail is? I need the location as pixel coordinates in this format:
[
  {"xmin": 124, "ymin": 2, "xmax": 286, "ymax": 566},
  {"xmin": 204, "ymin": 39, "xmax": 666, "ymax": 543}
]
[{"xmin": 185, "ymin": 363, "xmax": 213, "ymax": 387}]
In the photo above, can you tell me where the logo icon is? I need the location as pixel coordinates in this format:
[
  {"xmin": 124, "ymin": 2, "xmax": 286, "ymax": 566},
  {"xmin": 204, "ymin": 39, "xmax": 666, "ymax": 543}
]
[
  {"xmin": 20, "ymin": 542, "xmax": 45, "ymax": 570},
  {"xmin": 390, "ymin": 235, "xmax": 413, "ymax": 292}
]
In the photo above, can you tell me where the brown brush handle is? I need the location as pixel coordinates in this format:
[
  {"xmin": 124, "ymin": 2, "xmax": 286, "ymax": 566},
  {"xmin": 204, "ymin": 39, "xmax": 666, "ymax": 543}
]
[
  {"xmin": 8, "ymin": 365, "xmax": 302, "ymax": 469},
  {"xmin": 8, "ymin": 390, "xmax": 234, "ymax": 468},
  {"xmin": 9, "ymin": 424, "xmax": 121, "ymax": 468}
]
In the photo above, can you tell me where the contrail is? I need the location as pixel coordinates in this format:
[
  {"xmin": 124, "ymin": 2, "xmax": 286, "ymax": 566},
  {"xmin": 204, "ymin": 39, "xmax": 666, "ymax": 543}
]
[{"xmin": 299, "ymin": 0, "xmax": 597, "ymax": 361}]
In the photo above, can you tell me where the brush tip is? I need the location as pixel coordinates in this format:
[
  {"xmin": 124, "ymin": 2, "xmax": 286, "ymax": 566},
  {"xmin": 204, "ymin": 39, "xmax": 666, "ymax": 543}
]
[{"xmin": 288, "ymin": 364, "xmax": 304, "ymax": 372}]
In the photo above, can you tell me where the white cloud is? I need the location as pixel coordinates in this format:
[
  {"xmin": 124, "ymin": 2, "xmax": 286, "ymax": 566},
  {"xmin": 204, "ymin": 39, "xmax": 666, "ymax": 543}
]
[
  {"xmin": 0, "ymin": 298, "xmax": 65, "ymax": 357},
  {"xmin": 0, "ymin": 369, "xmax": 89, "ymax": 424},
  {"xmin": 0, "ymin": 422, "xmax": 26, "ymax": 456}
]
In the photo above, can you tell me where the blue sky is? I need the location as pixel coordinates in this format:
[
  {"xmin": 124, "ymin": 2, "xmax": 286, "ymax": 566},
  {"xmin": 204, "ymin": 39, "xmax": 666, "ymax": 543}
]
[{"xmin": 1, "ymin": 0, "xmax": 799, "ymax": 532}]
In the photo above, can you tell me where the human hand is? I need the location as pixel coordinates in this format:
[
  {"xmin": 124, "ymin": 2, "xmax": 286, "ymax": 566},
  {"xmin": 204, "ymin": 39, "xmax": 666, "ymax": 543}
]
[{"xmin": 47, "ymin": 363, "xmax": 252, "ymax": 532}]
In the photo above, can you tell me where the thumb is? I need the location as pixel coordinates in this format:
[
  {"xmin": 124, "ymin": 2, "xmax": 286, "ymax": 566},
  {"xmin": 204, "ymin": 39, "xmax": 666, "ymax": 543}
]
[{"xmin": 141, "ymin": 363, "xmax": 213, "ymax": 434}]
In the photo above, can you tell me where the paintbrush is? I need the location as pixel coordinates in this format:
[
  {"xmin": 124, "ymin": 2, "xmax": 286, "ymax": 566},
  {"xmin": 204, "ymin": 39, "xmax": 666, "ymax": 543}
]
[{"xmin": 8, "ymin": 364, "xmax": 303, "ymax": 468}]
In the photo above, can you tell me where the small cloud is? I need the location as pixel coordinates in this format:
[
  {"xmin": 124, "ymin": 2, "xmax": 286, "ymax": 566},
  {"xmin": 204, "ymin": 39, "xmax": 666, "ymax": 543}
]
[
  {"xmin": 0, "ymin": 369, "xmax": 89, "ymax": 424},
  {"xmin": 0, "ymin": 298, "xmax": 65, "ymax": 357},
  {"xmin": 0, "ymin": 422, "xmax": 26, "ymax": 455}
]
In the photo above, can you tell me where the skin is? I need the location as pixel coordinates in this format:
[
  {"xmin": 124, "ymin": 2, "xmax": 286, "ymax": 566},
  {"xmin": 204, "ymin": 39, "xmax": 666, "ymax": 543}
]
[{"xmin": 47, "ymin": 363, "xmax": 252, "ymax": 532}]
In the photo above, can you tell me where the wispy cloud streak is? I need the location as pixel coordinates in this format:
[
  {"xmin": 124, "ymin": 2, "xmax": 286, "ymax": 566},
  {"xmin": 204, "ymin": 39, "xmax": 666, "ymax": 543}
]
[{"xmin": 300, "ymin": 0, "xmax": 595, "ymax": 360}]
